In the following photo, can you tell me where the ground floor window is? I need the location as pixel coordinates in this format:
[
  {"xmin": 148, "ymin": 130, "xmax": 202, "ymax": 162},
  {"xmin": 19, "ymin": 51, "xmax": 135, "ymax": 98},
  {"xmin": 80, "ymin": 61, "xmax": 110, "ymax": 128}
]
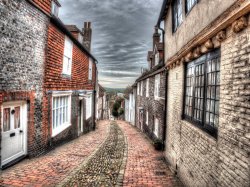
[
  {"xmin": 52, "ymin": 94, "xmax": 71, "ymax": 137},
  {"xmin": 184, "ymin": 49, "xmax": 220, "ymax": 137}
]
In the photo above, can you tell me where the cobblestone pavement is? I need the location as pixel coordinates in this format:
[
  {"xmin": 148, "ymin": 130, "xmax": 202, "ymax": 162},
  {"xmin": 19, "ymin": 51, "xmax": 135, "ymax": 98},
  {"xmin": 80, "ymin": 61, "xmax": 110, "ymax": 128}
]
[
  {"xmin": 59, "ymin": 121, "xmax": 126, "ymax": 187},
  {"xmin": 117, "ymin": 120, "xmax": 183, "ymax": 187},
  {"xmin": 0, "ymin": 121, "xmax": 110, "ymax": 187}
]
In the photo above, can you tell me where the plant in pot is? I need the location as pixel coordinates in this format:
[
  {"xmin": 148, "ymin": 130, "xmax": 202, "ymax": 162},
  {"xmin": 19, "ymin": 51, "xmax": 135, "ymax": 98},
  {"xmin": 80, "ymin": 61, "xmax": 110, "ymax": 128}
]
[{"xmin": 153, "ymin": 139, "xmax": 164, "ymax": 151}]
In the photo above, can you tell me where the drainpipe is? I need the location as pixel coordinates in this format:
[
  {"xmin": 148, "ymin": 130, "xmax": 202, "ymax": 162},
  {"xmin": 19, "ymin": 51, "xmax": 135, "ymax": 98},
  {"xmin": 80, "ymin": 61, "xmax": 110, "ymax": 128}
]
[{"xmin": 157, "ymin": 24, "xmax": 167, "ymax": 150}]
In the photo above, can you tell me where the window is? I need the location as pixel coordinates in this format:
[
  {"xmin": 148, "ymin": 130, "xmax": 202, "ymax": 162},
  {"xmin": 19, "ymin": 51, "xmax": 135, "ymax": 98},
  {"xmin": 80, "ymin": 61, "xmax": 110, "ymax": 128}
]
[
  {"xmin": 86, "ymin": 95, "xmax": 92, "ymax": 119},
  {"xmin": 51, "ymin": 1, "xmax": 59, "ymax": 17},
  {"xmin": 185, "ymin": 0, "xmax": 198, "ymax": 13},
  {"xmin": 146, "ymin": 111, "xmax": 149, "ymax": 125},
  {"xmin": 154, "ymin": 118, "xmax": 159, "ymax": 137},
  {"xmin": 137, "ymin": 82, "xmax": 140, "ymax": 95},
  {"xmin": 63, "ymin": 36, "xmax": 73, "ymax": 75},
  {"xmin": 173, "ymin": 0, "xmax": 183, "ymax": 32},
  {"xmin": 146, "ymin": 78, "xmax": 149, "ymax": 97},
  {"xmin": 155, "ymin": 52, "xmax": 159, "ymax": 66},
  {"xmin": 78, "ymin": 34, "xmax": 83, "ymax": 44},
  {"xmin": 140, "ymin": 81, "xmax": 143, "ymax": 96},
  {"xmin": 184, "ymin": 49, "xmax": 220, "ymax": 136},
  {"xmin": 88, "ymin": 59, "xmax": 93, "ymax": 80},
  {"xmin": 52, "ymin": 95, "xmax": 71, "ymax": 137},
  {"xmin": 154, "ymin": 74, "xmax": 160, "ymax": 99}
]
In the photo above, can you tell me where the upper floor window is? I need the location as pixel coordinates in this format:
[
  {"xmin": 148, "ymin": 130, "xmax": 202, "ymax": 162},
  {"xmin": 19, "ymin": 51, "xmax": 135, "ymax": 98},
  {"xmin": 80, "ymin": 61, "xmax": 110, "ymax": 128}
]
[
  {"xmin": 137, "ymin": 82, "xmax": 140, "ymax": 95},
  {"xmin": 155, "ymin": 52, "xmax": 159, "ymax": 66},
  {"xmin": 88, "ymin": 59, "xmax": 93, "ymax": 80},
  {"xmin": 146, "ymin": 78, "xmax": 149, "ymax": 97},
  {"xmin": 78, "ymin": 34, "xmax": 83, "ymax": 44},
  {"xmin": 185, "ymin": 0, "xmax": 198, "ymax": 14},
  {"xmin": 154, "ymin": 74, "xmax": 160, "ymax": 99},
  {"xmin": 173, "ymin": 0, "xmax": 183, "ymax": 32},
  {"xmin": 51, "ymin": 1, "xmax": 59, "ymax": 17},
  {"xmin": 140, "ymin": 81, "xmax": 143, "ymax": 96},
  {"xmin": 184, "ymin": 49, "xmax": 220, "ymax": 137},
  {"xmin": 63, "ymin": 36, "xmax": 73, "ymax": 75}
]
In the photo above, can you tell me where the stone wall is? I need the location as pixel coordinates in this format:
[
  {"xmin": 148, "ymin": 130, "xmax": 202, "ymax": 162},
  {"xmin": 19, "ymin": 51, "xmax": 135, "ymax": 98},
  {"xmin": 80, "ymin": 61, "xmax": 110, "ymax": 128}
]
[
  {"xmin": 0, "ymin": 0, "xmax": 49, "ymax": 159},
  {"xmin": 165, "ymin": 14, "xmax": 250, "ymax": 187},
  {"xmin": 136, "ymin": 70, "xmax": 166, "ymax": 141}
]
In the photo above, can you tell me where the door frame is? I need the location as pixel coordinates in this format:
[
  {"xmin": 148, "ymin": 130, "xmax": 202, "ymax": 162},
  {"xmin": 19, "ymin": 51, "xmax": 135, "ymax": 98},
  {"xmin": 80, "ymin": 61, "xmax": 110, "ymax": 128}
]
[{"xmin": 1, "ymin": 101, "xmax": 28, "ymax": 168}]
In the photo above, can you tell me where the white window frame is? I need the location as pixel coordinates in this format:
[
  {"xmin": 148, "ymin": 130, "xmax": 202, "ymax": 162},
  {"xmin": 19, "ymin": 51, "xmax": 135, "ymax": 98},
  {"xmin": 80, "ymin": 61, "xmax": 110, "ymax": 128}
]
[
  {"xmin": 88, "ymin": 58, "xmax": 93, "ymax": 81},
  {"xmin": 52, "ymin": 92, "xmax": 72, "ymax": 137},
  {"xmin": 51, "ymin": 1, "xmax": 59, "ymax": 17},
  {"xmin": 154, "ymin": 118, "xmax": 159, "ymax": 137},
  {"xmin": 154, "ymin": 74, "xmax": 160, "ymax": 100},
  {"xmin": 140, "ymin": 81, "xmax": 143, "ymax": 96},
  {"xmin": 62, "ymin": 36, "xmax": 73, "ymax": 75},
  {"xmin": 155, "ymin": 52, "xmax": 159, "ymax": 66},
  {"xmin": 86, "ymin": 95, "xmax": 92, "ymax": 119},
  {"xmin": 146, "ymin": 78, "xmax": 149, "ymax": 97},
  {"xmin": 146, "ymin": 111, "xmax": 149, "ymax": 125},
  {"xmin": 137, "ymin": 82, "xmax": 140, "ymax": 96}
]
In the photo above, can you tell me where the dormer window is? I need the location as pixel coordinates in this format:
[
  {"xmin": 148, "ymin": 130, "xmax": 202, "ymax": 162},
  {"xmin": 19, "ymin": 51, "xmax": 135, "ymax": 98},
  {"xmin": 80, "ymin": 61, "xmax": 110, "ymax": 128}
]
[
  {"xmin": 51, "ymin": 1, "xmax": 59, "ymax": 17},
  {"xmin": 173, "ymin": 0, "xmax": 183, "ymax": 32}
]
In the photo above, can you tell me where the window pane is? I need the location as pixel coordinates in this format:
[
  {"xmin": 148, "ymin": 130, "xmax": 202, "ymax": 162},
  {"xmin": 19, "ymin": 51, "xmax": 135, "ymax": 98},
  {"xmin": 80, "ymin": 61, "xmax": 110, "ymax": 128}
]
[
  {"xmin": 3, "ymin": 108, "xmax": 10, "ymax": 132},
  {"xmin": 14, "ymin": 106, "xmax": 21, "ymax": 129}
]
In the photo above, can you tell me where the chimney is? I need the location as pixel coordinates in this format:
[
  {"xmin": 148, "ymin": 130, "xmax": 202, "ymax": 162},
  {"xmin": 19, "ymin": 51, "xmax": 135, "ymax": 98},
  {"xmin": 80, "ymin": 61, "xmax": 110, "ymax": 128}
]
[
  {"xmin": 82, "ymin": 22, "xmax": 92, "ymax": 51},
  {"xmin": 153, "ymin": 26, "xmax": 160, "ymax": 49}
]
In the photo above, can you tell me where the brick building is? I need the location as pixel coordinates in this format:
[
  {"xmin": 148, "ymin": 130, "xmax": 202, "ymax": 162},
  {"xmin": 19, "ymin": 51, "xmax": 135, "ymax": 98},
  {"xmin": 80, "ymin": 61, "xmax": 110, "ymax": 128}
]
[
  {"xmin": 157, "ymin": 0, "xmax": 250, "ymax": 186},
  {"xmin": 0, "ymin": 0, "xmax": 98, "ymax": 169},
  {"xmin": 134, "ymin": 28, "xmax": 167, "ymax": 144}
]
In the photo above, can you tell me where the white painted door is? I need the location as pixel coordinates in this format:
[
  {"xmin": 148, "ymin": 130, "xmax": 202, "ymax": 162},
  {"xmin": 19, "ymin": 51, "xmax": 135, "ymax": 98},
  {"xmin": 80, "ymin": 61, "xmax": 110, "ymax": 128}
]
[{"xmin": 1, "ymin": 101, "xmax": 27, "ymax": 167}]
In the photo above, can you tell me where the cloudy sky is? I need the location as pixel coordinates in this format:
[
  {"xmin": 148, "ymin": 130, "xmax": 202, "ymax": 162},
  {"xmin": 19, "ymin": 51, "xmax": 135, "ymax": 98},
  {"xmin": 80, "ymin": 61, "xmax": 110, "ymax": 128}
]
[{"xmin": 59, "ymin": 0, "xmax": 163, "ymax": 88}]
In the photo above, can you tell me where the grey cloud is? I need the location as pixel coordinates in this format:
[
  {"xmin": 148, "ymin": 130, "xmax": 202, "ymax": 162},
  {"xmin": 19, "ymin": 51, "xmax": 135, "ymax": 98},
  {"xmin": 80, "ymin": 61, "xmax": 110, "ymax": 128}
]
[{"xmin": 59, "ymin": 0, "xmax": 163, "ymax": 88}]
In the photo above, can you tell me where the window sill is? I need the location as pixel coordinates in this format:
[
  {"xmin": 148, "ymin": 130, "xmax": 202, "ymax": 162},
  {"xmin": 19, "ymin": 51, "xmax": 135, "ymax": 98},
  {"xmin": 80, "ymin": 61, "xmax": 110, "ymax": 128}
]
[
  {"xmin": 183, "ymin": 116, "xmax": 218, "ymax": 139},
  {"xmin": 52, "ymin": 123, "xmax": 71, "ymax": 137}
]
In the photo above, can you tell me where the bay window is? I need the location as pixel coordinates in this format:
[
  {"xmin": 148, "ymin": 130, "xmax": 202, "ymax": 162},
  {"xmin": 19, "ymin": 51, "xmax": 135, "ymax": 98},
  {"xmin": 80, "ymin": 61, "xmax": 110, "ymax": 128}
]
[{"xmin": 184, "ymin": 49, "xmax": 220, "ymax": 137}]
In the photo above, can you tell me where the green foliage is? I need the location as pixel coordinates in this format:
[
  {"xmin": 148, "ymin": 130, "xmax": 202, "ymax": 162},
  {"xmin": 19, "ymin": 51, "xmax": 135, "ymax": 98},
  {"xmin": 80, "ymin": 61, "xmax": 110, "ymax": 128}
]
[
  {"xmin": 113, "ymin": 102, "xmax": 120, "ymax": 111},
  {"xmin": 119, "ymin": 108, "xmax": 124, "ymax": 115},
  {"xmin": 112, "ymin": 109, "xmax": 119, "ymax": 118}
]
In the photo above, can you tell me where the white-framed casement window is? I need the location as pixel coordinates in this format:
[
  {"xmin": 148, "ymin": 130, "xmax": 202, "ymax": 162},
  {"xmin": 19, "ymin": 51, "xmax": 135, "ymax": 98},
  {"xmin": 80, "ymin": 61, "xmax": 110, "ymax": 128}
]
[
  {"xmin": 146, "ymin": 111, "xmax": 149, "ymax": 125},
  {"xmin": 86, "ymin": 95, "xmax": 92, "ymax": 119},
  {"xmin": 51, "ymin": 1, "xmax": 59, "ymax": 17},
  {"xmin": 52, "ymin": 93, "xmax": 72, "ymax": 137},
  {"xmin": 154, "ymin": 118, "xmax": 159, "ymax": 137},
  {"xmin": 155, "ymin": 52, "xmax": 159, "ymax": 66},
  {"xmin": 146, "ymin": 78, "xmax": 149, "ymax": 97},
  {"xmin": 63, "ymin": 36, "xmax": 73, "ymax": 75},
  {"xmin": 137, "ymin": 82, "xmax": 140, "ymax": 96},
  {"xmin": 88, "ymin": 58, "xmax": 93, "ymax": 81},
  {"xmin": 140, "ymin": 81, "xmax": 143, "ymax": 96},
  {"xmin": 78, "ymin": 33, "xmax": 83, "ymax": 44},
  {"xmin": 154, "ymin": 74, "xmax": 160, "ymax": 99}
]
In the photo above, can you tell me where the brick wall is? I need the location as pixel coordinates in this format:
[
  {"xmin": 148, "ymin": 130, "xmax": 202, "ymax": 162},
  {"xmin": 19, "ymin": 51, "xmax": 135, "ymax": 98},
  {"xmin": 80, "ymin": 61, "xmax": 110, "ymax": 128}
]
[
  {"xmin": 165, "ymin": 15, "xmax": 250, "ymax": 187},
  {"xmin": 135, "ymin": 70, "xmax": 166, "ymax": 141},
  {"xmin": 0, "ymin": 0, "xmax": 49, "ymax": 159},
  {"xmin": 31, "ymin": 0, "xmax": 52, "ymax": 15}
]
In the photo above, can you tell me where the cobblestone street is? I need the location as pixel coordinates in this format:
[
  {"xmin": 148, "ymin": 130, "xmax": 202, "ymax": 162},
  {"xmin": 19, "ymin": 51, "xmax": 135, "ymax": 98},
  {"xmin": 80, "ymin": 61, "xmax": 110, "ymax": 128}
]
[{"xmin": 1, "ymin": 120, "xmax": 182, "ymax": 187}]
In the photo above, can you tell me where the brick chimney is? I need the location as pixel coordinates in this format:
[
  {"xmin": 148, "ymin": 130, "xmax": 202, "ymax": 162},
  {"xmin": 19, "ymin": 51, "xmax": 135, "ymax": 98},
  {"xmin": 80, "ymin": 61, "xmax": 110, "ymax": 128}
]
[
  {"xmin": 82, "ymin": 22, "xmax": 92, "ymax": 51},
  {"xmin": 153, "ymin": 26, "xmax": 160, "ymax": 49}
]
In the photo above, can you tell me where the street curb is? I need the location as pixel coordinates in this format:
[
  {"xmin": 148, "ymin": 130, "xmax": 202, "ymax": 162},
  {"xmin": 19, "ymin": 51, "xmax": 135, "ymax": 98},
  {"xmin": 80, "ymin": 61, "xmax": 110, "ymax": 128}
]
[
  {"xmin": 115, "ymin": 132, "xmax": 128, "ymax": 187},
  {"xmin": 56, "ymin": 123, "xmax": 111, "ymax": 187}
]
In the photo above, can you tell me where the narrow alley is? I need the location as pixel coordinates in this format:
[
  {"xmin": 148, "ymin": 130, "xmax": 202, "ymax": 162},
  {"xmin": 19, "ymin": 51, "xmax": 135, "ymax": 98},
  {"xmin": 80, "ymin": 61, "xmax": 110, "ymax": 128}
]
[{"xmin": 0, "ymin": 120, "xmax": 182, "ymax": 187}]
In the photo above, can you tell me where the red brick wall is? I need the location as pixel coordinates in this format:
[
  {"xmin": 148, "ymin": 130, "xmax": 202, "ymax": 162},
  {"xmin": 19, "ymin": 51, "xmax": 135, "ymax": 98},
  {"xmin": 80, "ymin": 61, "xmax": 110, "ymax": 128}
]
[{"xmin": 31, "ymin": 0, "xmax": 52, "ymax": 15}]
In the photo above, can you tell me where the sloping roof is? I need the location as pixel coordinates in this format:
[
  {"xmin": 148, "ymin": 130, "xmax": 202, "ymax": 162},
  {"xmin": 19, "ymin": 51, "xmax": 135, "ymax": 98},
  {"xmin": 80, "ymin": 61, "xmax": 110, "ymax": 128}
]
[
  {"xmin": 156, "ymin": 0, "xmax": 170, "ymax": 26},
  {"xmin": 65, "ymin": 25, "xmax": 81, "ymax": 33}
]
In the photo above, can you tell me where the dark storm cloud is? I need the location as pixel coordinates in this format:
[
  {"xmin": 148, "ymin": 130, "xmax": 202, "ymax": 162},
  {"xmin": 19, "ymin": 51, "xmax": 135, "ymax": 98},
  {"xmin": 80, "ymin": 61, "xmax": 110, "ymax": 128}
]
[{"xmin": 59, "ymin": 0, "xmax": 163, "ymax": 88}]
